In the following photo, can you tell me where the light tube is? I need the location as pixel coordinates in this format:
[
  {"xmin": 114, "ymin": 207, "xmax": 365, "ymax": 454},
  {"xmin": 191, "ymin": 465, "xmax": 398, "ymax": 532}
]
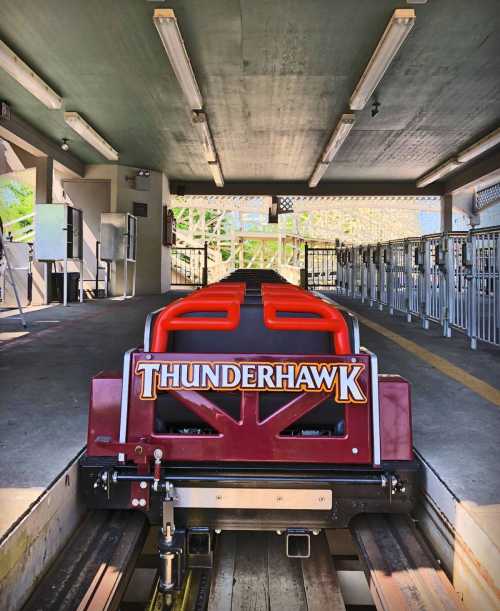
[
  {"xmin": 457, "ymin": 127, "xmax": 500, "ymax": 163},
  {"xmin": 153, "ymin": 8, "xmax": 203, "ymax": 110},
  {"xmin": 64, "ymin": 112, "xmax": 119, "ymax": 161},
  {"xmin": 308, "ymin": 163, "xmax": 329, "ymax": 188},
  {"xmin": 192, "ymin": 111, "xmax": 217, "ymax": 163},
  {"xmin": 208, "ymin": 161, "xmax": 224, "ymax": 187},
  {"xmin": 350, "ymin": 9, "xmax": 415, "ymax": 111},
  {"xmin": 321, "ymin": 114, "xmax": 356, "ymax": 163},
  {"xmin": 416, "ymin": 158, "xmax": 461, "ymax": 188},
  {"xmin": 0, "ymin": 39, "xmax": 62, "ymax": 109}
]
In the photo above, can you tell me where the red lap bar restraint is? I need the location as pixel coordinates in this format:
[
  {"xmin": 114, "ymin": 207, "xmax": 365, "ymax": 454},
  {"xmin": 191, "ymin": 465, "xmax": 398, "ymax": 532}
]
[
  {"xmin": 151, "ymin": 281, "xmax": 350, "ymax": 355},
  {"xmin": 261, "ymin": 283, "xmax": 351, "ymax": 355},
  {"xmin": 150, "ymin": 283, "xmax": 244, "ymax": 352}
]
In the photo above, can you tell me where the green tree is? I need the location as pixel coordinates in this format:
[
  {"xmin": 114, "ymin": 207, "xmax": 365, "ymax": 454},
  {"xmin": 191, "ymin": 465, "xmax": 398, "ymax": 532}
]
[{"xmin": 0, "ymin": 178, "xmax": 34, "ymax": 238}]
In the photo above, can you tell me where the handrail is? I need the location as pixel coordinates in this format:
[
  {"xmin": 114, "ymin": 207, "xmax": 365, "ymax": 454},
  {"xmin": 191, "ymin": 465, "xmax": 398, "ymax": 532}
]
[{"xmin": 4, "ymin": 212, "xmax": 35, "ymax": 228}]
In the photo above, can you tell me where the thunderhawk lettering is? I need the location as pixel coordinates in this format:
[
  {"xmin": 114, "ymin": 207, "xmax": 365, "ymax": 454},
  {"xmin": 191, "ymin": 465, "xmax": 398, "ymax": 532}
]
[{"xmin": 136, "ymin": 361, "xmax": 366, "ymax": 403}]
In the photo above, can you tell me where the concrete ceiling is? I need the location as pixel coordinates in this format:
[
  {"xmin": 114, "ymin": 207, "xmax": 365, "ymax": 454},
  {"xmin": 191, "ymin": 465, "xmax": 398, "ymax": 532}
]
[{"xmin": 0, "ymin": 0, "xmax": 499, "ymax": 186}]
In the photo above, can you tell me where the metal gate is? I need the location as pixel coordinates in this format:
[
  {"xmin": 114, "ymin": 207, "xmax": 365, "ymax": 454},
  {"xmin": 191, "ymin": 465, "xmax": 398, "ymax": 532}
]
[
  {"xmin": 332, "ymin": 228, "xmax": 500, "ymax": 350},
  {"xmin": 170, "ymin": 243, "xmax": 208, "ymax": 287},
  {"xmin": 304, "ymin": 244, "xmax": 337, "ymax": 290}
]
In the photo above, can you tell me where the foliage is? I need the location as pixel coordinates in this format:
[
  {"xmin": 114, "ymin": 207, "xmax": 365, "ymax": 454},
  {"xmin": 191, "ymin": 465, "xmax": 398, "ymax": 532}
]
[{"xmin": 0, "ymin": 178, "xmax": 34, "ymax": 238}]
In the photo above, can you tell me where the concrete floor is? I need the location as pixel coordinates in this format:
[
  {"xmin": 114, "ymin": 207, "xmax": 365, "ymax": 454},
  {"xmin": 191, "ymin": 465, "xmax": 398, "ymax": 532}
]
[{"xmin": 0, "ymin": 294, "xmax": 180, "ymax": 538}]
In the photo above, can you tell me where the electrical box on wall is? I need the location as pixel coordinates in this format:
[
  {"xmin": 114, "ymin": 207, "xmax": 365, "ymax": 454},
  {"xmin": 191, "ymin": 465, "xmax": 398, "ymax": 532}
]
[
  {"xmin": 163, "ymin": 208, "xmax": 176, "ymax": 246},
  {"xmin": 100, "ymin": 213, "xmax": 137, "ymax": 262},
  {"xmin": 35, "ymin": 204, "xmax": 83, "ymax": 261},
  {"xmin": 135, "ymin": 169, "xmax": 151, "ymax": 191}
]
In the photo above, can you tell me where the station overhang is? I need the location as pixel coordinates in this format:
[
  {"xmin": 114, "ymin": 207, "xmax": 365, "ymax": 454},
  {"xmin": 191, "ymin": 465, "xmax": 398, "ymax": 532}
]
[{"xmin": 170, "ymin": 181, "xmax": 445, "ymax": 198}]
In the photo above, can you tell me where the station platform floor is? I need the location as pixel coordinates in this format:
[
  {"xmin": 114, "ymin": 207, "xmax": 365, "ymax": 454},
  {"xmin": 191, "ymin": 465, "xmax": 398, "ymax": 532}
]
[
  {"xmin": 0, "ymin": 289, "xmax": 499, "ymax": 605},
  {"xmin": 0, "ymin": 294, "xmax": 180, "ymax": 539}
]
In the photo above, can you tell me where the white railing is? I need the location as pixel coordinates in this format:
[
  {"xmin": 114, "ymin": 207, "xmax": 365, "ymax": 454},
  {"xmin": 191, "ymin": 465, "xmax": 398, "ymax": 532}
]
[
  {"xmin": 334, "ymin": 228, "xmax": 500, "ymax": 349},
  {"xmin": 3, "ymin": 212, "xmax": 35, "ymax": 242}
]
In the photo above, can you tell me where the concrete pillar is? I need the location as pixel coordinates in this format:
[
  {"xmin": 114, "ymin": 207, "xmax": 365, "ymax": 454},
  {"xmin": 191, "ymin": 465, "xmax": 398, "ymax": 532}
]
[
  {"xmin": 441, "ymin": 190, "xmax": 478, "ymax": 231},
  {"xmin": 34, "ymin": 156, "xmax": 53, "ymax": 304},
  {"xmin": 35, "ymin": 156, "xmax": 53, "ymax": 204},
  {"xmin": 441, "ymin": 195, "xmax": 453, "ymax": 232}
]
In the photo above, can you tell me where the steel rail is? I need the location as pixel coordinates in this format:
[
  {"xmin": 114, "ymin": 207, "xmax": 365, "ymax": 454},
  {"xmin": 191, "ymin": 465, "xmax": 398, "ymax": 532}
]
[
  {"xmin": 22, "ymin": 511, "xmax": 147, "ymax": 611},
  {"xmin": 351, "ymin": 513, "xmax": 465, "ymax": 611}
]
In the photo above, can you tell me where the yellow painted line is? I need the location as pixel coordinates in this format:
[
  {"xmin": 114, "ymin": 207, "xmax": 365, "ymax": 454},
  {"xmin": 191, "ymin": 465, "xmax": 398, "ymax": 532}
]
[{"xmin": 350, "ymin": 309, "xmax": 500, "ymax": 407}]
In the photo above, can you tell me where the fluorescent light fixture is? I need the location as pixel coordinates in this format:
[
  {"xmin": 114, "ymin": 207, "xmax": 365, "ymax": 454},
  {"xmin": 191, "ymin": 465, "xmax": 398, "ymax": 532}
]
[
  {"xmin": 64, "ymin": 112, "xmax": 119, "ymax": 161},
  {"xmin": 308, "ymin": 114, "xmax": 356, "ymax": 188},
  {"xmin": 192, "ymin": 111, "xmax": 217, "ymax": 162},
  {"xmin": 308, "ymin": 163, "xmax": 329, "ymax": 188},
  {"xmin": 416, "ymin": 158, "xmax": 461, "ymax": 188},
  {"xmin": 153, "ymin": 8, "xmax": 203, "ymax": 110},
  {"xmin": 350, "ymin": 9, "xmax": 415, "ymax": 111},
  {"xmin": 0, "ymin": 39, "xmax": 62, "ymax": 109},
  {"xmin": 321, "ymin": 114, "xmax": 356, "ymax": 163},
  {"xmin": 457, "ymin": 127, "xmax": 500, "ymax": 163},
  {"xmin": 208, "ymin": 161, "xmax": 224, "ymax": 187}
]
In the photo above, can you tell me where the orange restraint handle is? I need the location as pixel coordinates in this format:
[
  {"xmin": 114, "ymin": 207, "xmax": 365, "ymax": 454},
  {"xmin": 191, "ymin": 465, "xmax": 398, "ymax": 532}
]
[
  {"xmin": 262, "ymin": 288, "xmax": 351, "ymax": 355},
  {"xmin": 151, "ymin": 297, "xmax": 241, "ymax": 352},
  {"xmin": 188, "ymin": 283, "xmax": 246, "ymax": 303}
]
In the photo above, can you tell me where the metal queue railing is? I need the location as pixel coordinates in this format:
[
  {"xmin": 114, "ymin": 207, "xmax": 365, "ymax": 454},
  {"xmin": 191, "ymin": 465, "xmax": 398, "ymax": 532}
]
[{"xmin": 333, "ymin": 227, "xmax": 500, "ymax": 350}]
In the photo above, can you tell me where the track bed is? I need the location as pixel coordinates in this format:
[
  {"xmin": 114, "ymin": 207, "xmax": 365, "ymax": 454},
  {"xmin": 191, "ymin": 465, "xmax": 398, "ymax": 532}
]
[{"xmin": 23, "ymin": 512, "xmax": 464, "ymax": 611}]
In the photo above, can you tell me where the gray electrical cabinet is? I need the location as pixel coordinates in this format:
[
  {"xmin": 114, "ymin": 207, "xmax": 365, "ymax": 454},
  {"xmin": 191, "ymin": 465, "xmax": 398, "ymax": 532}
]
[
  {"xmin": 35, "ymin": 204, "xmax": 83, "ymax": 261},
  {"xmin": 100, "ymin": 213, "xmax": 137, "ymax": 262},
  {"xmin": 100, "ymin": 212, "xmax": 137, "ymax": 298},
  {"xmin": 34, "ymin": 203, "xmax": 84, "ymax": 305}
]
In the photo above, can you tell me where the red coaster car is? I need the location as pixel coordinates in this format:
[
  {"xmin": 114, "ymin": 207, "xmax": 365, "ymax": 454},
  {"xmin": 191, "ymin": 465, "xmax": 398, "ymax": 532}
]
[{"xmin": 79, "ymin": 269, "xmax": 416, "ymax": 592}]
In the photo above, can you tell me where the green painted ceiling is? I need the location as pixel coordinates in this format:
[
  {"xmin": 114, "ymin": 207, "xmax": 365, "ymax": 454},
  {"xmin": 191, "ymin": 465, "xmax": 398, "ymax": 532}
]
[{"xmin": 0, "ymin": 0, "xmax": 499, "ymax": 182}]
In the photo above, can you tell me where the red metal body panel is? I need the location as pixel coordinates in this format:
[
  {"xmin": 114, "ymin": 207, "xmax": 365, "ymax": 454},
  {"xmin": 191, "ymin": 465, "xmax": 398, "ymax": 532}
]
[
  {"xmin": 379, "ymin": 375, "xmax": 413, "ymax": 461},
  {"xmin": 92, "ymin": 352, "xmax": 373, "ymax": 464},
  {"xmin": 87, "ymin": 372, "xmax": 122, "ymax": 456}
]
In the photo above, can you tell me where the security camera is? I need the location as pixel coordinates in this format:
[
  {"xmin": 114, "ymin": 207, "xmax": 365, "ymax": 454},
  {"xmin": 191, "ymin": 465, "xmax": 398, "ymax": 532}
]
[{"xmin": 371, "ymin": 100, "xmax": 381, "ymax": 118}]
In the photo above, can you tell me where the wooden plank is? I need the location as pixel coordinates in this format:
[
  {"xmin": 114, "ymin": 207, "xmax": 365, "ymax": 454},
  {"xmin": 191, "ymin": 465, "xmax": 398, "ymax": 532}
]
[
  {"xmin": 301, "ymin": 533, "xmax": 346, "ymax": 611},
  {"xmin": 352, "ymin": 514, "xmax": 465, "ymax": 611},
  {"xmin": 231, "ymin": 532, "xmax": 270, "ymax": 611},
  {"xmin": 207, "ymin": 532, "xmax": 236, "ymax": 611},
  {"xmin": 267, "ymin": 533, "xmax": 308, "ymax": 609}
]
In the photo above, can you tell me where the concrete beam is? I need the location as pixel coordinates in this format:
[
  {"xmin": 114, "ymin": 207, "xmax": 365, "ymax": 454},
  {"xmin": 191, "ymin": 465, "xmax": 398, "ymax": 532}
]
[
  {"xmin": 0, "ymin": 109, "xmax": 84, "ymax": 177},
  {"xmin": 170, "ymin": 181, "xmax": 444, "ymax": 197},
  {"xmin": 444, "ymin": 148, "xmax": 500, "ymax": 193}
]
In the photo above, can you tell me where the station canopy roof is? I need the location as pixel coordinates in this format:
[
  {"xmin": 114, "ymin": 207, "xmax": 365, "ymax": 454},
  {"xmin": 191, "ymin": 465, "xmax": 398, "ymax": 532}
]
[{"xmin": 0, "ymin": 0, "xmax": 499, "ymax": 191}]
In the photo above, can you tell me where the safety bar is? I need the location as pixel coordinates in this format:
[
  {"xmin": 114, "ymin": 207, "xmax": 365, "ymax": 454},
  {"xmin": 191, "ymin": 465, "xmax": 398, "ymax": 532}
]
[
  {"xmin": 262, "ymin": 288, "xmax": 351, "ymax": 355},
  {"xmin": 151, "ymin": 298, "xmax": 241, "ymax": 352},
  {"xmin": 187, "ymin": 282, "xmax": 246, "ymax": 303},
  {"xmin": 186, "ymin": 291, "xmax": 245, "ymax": 304}
]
